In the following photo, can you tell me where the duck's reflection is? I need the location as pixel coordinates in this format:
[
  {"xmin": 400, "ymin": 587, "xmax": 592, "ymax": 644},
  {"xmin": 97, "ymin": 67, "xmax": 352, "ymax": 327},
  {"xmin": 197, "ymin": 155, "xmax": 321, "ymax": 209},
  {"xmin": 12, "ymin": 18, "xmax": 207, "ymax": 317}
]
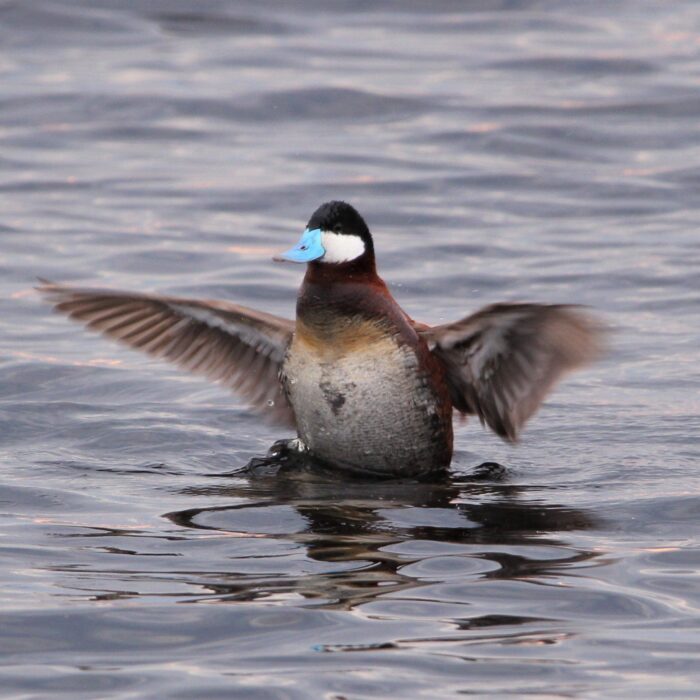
[{"xmin": 165, "ymin": 451, "xmax": 599, "ymax": 610}]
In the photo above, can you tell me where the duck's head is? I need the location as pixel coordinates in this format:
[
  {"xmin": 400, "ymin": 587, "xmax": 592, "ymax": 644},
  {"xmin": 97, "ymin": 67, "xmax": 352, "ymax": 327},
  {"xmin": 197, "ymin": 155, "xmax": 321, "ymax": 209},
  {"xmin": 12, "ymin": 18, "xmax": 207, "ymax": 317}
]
[{"xmin": 274, "ymin": 201, "xmax": 375, "ymax": 270}]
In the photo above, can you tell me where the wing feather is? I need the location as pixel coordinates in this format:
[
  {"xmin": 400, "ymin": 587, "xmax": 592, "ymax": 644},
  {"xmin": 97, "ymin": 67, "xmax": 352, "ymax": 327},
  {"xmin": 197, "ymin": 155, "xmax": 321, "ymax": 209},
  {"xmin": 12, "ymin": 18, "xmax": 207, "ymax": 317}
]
[
  {"xmin": 39, "ymin": 282, "xmax": 296, "ymax": 427},
  {"xmin": 420, "ymin": 303, "xmax": 604, "ymax": 441}
]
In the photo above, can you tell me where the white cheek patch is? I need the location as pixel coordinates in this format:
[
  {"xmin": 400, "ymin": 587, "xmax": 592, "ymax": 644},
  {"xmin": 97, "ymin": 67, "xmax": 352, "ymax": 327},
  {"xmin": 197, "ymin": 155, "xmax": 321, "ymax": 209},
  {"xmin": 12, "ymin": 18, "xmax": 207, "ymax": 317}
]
[{"xmin": 321, "ymin": 232, "xmax": 365, "ymax": 263}]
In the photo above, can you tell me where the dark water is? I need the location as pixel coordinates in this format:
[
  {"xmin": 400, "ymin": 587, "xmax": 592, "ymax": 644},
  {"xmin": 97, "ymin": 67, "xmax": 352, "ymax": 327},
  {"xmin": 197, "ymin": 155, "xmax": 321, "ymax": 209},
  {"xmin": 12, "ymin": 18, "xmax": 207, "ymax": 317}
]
[{"xmin": 2, "ymin": 1, "xmax": 700, "ymax": 697}]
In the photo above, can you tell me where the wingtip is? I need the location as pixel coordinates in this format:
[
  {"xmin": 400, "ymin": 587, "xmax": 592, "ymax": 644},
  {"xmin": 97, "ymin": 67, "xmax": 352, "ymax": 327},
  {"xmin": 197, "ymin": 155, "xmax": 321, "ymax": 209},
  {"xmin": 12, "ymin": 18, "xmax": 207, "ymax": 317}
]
[
  {"xmin": 35, "ymin": 278, "xmax": 59, "ymax": 298},
  {"xmin": 495, "ymin": 421, "xmax": 519, "ymax": 444},
  {"xmin": 548, "ymin": 305, "xmax": 610, "ymax": 368}
]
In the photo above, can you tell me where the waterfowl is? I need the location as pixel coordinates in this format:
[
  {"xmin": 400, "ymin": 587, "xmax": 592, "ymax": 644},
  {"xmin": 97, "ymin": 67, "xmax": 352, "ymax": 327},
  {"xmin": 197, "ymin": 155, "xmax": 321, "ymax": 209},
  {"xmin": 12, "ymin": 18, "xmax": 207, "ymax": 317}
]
[{"xmin": 39, "ymin": 201, "xmax": 603, "ymax": 477}]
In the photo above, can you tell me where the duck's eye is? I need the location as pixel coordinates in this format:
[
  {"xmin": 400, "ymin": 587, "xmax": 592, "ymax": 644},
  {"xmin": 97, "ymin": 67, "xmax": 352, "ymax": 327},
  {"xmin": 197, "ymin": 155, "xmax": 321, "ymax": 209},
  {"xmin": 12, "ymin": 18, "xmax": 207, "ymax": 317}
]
[{"xmin": 333, "ymin": 224, "xmax": 342, "ymax": 233}]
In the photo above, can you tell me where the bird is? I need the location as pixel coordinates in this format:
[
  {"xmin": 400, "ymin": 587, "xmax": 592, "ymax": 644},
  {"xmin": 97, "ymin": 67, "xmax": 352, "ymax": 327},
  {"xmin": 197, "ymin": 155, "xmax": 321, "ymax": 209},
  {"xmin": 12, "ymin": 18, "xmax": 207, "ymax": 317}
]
[{"xmin": 39, "ymin": 200, "xmax": 603, "ymax": 478}]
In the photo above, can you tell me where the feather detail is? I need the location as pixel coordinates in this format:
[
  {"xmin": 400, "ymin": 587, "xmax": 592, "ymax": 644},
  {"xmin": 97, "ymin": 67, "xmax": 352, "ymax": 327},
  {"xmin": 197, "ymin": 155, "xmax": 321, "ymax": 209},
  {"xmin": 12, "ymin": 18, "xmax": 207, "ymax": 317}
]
[
  {"xmin": 38, "ymin": 281, "xmax": 296, "ymax": 427},
  {"xmin": 419, "ymin": 303, "xmax": 605, "ymax": 441}
]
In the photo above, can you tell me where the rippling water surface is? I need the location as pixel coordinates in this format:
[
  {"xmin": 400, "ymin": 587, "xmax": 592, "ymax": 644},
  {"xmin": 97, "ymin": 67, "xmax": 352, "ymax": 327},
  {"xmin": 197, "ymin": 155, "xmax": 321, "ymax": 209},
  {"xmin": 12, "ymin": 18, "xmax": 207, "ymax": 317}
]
[{"xmin": 2, "ymin": 1, "xmax": 700, "ymax": 697}]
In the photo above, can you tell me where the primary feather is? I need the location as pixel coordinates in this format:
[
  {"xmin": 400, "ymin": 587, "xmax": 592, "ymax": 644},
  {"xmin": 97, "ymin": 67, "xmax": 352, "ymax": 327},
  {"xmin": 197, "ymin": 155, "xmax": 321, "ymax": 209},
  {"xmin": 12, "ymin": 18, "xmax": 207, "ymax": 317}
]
[
  {"xmin": 38, "ymin": 282, "xmax": 296, "ymax": 427},
  {"xmin": 419, "ymin": 303, "xmax": 604, "ymax": 441}
]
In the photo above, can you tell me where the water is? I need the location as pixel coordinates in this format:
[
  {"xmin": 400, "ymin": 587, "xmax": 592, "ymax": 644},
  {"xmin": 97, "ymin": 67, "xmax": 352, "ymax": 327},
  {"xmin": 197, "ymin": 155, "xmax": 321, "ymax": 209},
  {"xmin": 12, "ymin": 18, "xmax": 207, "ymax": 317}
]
[{"xmin": 2, "ymin": 1, "xmax": 700, "ymax": 697}]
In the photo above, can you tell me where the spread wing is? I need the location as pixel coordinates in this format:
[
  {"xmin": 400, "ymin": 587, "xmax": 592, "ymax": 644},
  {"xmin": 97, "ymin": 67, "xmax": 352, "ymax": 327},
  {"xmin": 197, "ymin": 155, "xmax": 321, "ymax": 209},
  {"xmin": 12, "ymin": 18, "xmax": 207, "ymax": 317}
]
[
  {"xmin": 38, "ymin": 281, "xmax": 297, "ymax": 427},
  {"xmin": 419, "ymin": 303, "xmax": 604, "ymax": 442}
]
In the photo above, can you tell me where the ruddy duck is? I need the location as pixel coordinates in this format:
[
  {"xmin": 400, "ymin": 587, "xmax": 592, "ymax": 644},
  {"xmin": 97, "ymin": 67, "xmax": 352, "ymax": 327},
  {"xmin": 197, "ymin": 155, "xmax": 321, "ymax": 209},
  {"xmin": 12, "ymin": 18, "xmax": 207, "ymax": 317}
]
[{"xmin": 40, "ymin": 201, "xmax": 603, "ymax": 477}]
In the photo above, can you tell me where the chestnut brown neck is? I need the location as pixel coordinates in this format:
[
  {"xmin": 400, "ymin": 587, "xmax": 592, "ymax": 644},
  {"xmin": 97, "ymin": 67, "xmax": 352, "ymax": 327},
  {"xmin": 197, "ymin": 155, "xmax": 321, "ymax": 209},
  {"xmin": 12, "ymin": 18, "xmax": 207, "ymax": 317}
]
[{"xmin": 297, "ymin": 257, "xmax": 403, "ymax": 341}]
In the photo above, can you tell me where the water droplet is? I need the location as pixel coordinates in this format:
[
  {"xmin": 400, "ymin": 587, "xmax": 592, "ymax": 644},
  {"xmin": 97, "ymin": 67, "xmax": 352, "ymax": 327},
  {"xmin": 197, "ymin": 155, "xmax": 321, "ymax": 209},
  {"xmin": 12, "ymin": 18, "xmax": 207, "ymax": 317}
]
[{"xmin": 267, "ymin": 400, "xmax": 275, "ymax": 407}]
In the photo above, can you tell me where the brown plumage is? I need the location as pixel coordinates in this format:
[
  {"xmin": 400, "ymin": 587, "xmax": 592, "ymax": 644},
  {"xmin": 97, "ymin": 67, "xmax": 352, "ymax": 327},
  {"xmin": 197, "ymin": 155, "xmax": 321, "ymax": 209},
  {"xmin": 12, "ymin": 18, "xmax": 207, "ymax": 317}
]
[
  {"xmin": 420, "ymin": 303, "xmax": 603, "ymax": 442},
  {"xmin": 38, "ymin": 201, "xmax": 604, "ymax": 476},
  {"xmin": 39, "ymin": 282, "xmax": 296, "ymax": 427}
]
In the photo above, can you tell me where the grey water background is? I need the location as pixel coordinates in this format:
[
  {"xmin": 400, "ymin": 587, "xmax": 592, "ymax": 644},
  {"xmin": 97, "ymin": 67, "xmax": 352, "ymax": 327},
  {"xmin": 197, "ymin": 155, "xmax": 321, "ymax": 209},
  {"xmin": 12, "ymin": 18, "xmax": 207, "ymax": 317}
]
[{"xmin": 1, "ymin": 0, "xmax": 700, "ymax": 697}]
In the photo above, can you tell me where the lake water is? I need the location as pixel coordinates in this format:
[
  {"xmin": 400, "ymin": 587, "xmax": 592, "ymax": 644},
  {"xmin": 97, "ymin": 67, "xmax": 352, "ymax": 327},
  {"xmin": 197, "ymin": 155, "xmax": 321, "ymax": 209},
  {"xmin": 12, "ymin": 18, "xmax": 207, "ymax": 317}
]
[{"xmin": 1, "ymin": 1, "xmax": 699, "ymax": 697}]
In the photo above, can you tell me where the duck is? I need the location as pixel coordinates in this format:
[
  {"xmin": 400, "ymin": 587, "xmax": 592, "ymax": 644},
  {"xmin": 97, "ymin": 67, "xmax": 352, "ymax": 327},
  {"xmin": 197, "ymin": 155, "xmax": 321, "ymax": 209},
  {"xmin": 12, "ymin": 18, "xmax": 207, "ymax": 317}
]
[{"xmin": 39, "ymin": 200, "xmax": 603, "ymax": 478}]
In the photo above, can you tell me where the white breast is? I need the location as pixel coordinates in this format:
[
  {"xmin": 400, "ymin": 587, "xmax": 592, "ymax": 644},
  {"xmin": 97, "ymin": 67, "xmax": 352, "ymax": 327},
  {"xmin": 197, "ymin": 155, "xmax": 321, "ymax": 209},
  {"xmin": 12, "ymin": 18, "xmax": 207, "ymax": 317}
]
[{"xmin": 283, "ymin": 335, "xmax": 447, "ymax": 476}]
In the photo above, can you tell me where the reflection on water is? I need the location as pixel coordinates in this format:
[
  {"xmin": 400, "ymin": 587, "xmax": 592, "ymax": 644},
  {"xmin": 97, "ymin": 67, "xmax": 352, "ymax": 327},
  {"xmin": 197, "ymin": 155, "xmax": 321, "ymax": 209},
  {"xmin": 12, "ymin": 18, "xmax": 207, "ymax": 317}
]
[{"xmin": 163, "ymin": 456, "xmax": 597, "ymax": 610}]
